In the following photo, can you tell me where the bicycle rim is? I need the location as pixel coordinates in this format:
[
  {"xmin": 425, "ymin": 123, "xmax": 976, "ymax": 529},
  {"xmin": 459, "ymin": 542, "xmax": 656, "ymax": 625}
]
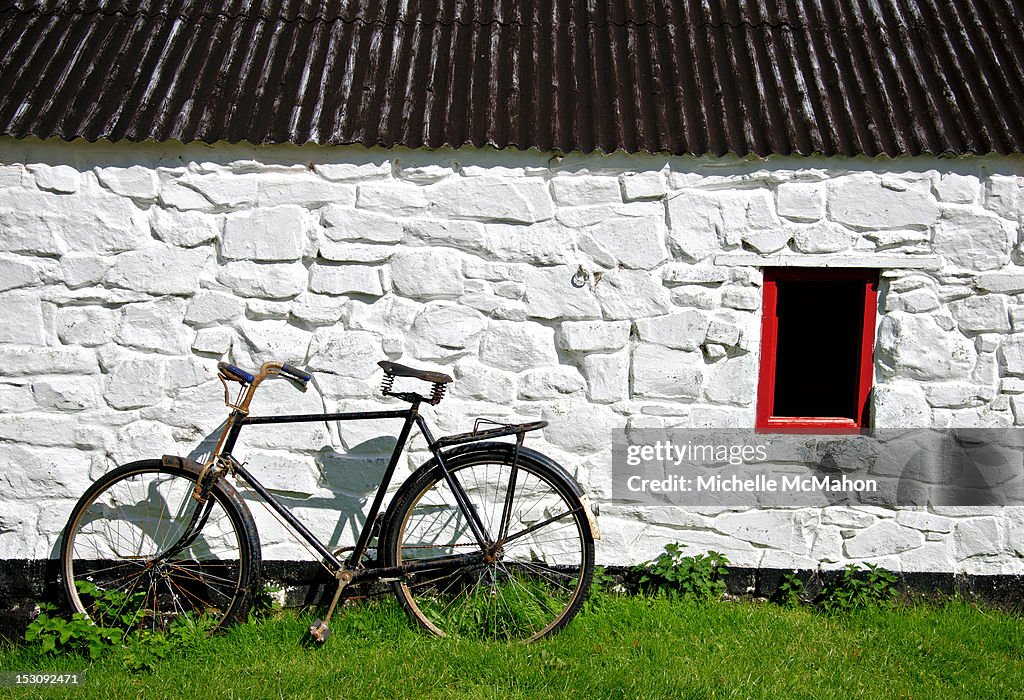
[
  {"xmin": 388, "ymin": 452, "xmax": 594, "ymax": 641},
  {"xmin": 61, "ymin": 463, "xmax": 255, "ymax": 632}
]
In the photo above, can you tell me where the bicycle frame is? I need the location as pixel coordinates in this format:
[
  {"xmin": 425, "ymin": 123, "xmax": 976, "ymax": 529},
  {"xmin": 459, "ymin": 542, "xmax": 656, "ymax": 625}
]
[{"xmin": 201, "ymin": 364, "xmax": 504, "ymax": 586}]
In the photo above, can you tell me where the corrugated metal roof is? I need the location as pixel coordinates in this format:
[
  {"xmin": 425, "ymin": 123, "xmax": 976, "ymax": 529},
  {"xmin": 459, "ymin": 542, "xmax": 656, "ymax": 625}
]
[{"xmin": 1, "ymin": 0, "xmax": 1022, "ymax": 156}]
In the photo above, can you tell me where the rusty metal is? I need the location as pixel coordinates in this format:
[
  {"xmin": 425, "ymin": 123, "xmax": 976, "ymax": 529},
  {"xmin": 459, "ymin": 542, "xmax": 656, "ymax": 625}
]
[{"xmin": 1, "ymin": 0, "xmax": 1022, "ymax": 156}]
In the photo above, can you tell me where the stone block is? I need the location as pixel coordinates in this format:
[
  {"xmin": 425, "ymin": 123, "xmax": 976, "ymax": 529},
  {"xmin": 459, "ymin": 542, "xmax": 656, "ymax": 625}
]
[
  {"xmin": 827, "ymin": 175, "xmax": 939, "ymax": 229},
  {"xmin": 396, "ymin": 162, "xmax": 455, "ymax": 184},
  {"xmin": 407, "ymin": 303, "xmax": 486, "ymax": 360},
  {"xmin": 184, "ymin": 291, "xmax": 245, "ymax": 326},
  {"xmin": 924, "ymin": 382, "xmax": 994, "ymax": 408},
  {"xmin": 976, "ymin": 271, "xmax": 1024, "ymax": 294},
  {"xmin": 934, "ymin": 173, "xmax": 979, "ymax": 204},
  {"xmin": 222, "ymin": 206, "xmax": 306, "ymax": 261},
  {"xmin": 742, "ymin": 228, "xmax": 792, "ymax": 254},
  {"xmin": 666, "ymin": 190, "xmax": 722, "ymax": 261},
  {"xmin": 1000, "ymin": 334, "xmax": 1024, "ymax": 376},
  {"xmin": 953, "ymin": 517, "xmax": 1001, "ymax": 558},
  {"xmin": 236, "ymin": 320, "xmax": 311, "ymax": 367},
  {"xmin": 635, "ymin": 310, "xmax": 709, "ymax": 351},
  {"xmin": 31, "ymin": 164, "xmax": 80, "ymax": 194},
  {"xmin": 703, "ymin": 354, "xmax": 756, "ymax": 405},
  {"xmin": 32, "ymin": 377, "xmax": 101, "ymax": 410},
  {"xmin": 357, "ymin": 182, "xmax": 430, "ymax": 216},
  {"xmin": 307, "ymin": 328, "xmax": 381, "ymax": 377},
  {"xmin": 715, "ymin": 511, "xmax": 808, "ymax": 552},
  {"xmin": 671, "ymin": 287, "xmax": 715, "ymax": 309},
  {"xmin": 0, "ymin": 293, "xmax": 44, "ymax": 344},
  {"xmin": 521, "ymin": 266, "xmax": 602, "ymax": 320},
  {"xmin": 159, "ymin": 178, "xmax": 216, "ymax": 211},
  {"xmin": 877, "ymin": 311, "xmax": 976, "ymax": 380},
  {"xmin": 402, "ymin": 219, "xmax": 487, "ymax": 254},
  {"xmin": 482, "ymin": 222, "xmax": 574, "ymax": 265},
  {"xmin": 580, "ymin": 217, "xmax": 668, "ymax": 270},
  {"xmin": 60, "ymin": 254, "xmax": 112, "ymax": 288},
  {"xmin": 662, "ymin": 264, "xmax": 729, "ymax": 286},
  {"xmin": 318, "ymin": 241, "xmax": 393, "ymax": 263},
  {"xmin": 582, "ymin": 351, "xmax": 629, "ymax": 403},
  {"xmin": 479, "ymin": 321, "xmax": 557, "ymax": 372},
  {"xmin": 0, "ymin": 444, "xmax": 92, "ymax": 499},
  {"xmin": 390, "ymin": 249, "xmax": 463, "ymax": 298},
  {"xmin": 0, "ymin": 257, "xmax": 38, "ymax": 292},
  {"xmin": 791, "ymin": 221, "xmax": 856, "ymax": 253},
  {"xmin": 216, "ymin": 261, "xmax": 308, "ymax": 299},
  {"xmin": 256, "ymin": 176, "xmax": 356, "ymax": 207},
  {"xmin": 950, "ymin": 295, "xmax": 1010, "ymax": 334},
  {"xmin": 541, "ymin": 400, "xmax": 623, "ymax": 454},
  {"xmin": 56, "ymin": 306, "xmax": 116, "ymax": 346},
  {"xmin": 322, "ymin": 206, "xmax": 404, "ymax": 243},
  {"xmin": 896, "ymin": 511, "xmax": 954, "ymax": 533},
  {"xmin": 0, "ymin": 346, "xmax": 98, "ymax": 376},
  {"xmin": 192, "ymin": 327, "xmax": 233, "ymax": 354},
  {"xmin": 899, "ymin": 288, "xmax": 940, "ymax": 313},
  {"xmin": 632, "ymin": 344, "xmax": 703, "ymax": 400},
  {"xmin": 0, "ymin": 164, "xmax": 26, "ymax": 188},
  {"xmin": 721, "ymin": 287, "xmax": 760, "ymax": 311},
  {"xmin": 776, "ymin": 182, "xmax": 825, "ymax": 221},
  {"xmin": 115, "ymin": 298, "xmax": 192, "ymax": 354},
  {"xmin": 518, "ymin": 366, "xmax": 586, "ymax": 399},
  {"xmin": 451, "ymin": 358, "xmax": 516, "ymax": 403},
  {"xmin": 558, "ymin": 320, "xmax": 630, "ymax": 353},
  {"xmin": 314, "ymin": 161, "xmax": 391, "ymax": 181},
  {"xmin": 985, "ymin": 175, "xmax": 1019, "ymax": 218},
  {"xmin": 186, "ymin": 173, "xmax": 259, "ymax": 207},
  {"xmin": 872, "ymin": 383, "xmax": 932, "ymax": 428},
  {"xmin": 844, "ymin": 520, "xmax": 924, "ymax": 558},
  {"xmin": 550, "ymin": 176, "xmax": 622, "ymax": 206},
  {"xmin": 106, "ymin": 245, "xmax": 209, "ymax": 295},
  {"xmin": 706, "ymin": 318, "xmax": 740, "ymax": 346},
  {"xmin": 96, "ymin": 165, "xmax": 159, "ymax": 199},
  {"xmin": 430, "ymin": 177, "xmax": 554, "ymax": 223},
  {"xmin": 150, "ymin": 207, "xmax": 221, "ymax": 248},
  {"xmin": 0, "ymin": 189, "xmax": 149, "ymax": 255},
  {"xmin": 104, "ymin": 358, "xmax": 166, "ymax": 409},
  {"xmin": 933, "ymin": 207, "xmax": 1013, "ymax": 272},
  {"xmin": 866, "ymin": 229, "xmax": 931, "ymax": 249},
  {"xmin": 309, "ymin": 264, "xmax": 384, "ymax": 296},
  {"xmin": 594, "ymin": 269, "xmax": 672, "ymax": 320},
  {"xmin": 621, "ymin": 171, "xmax": 667, "ymax": 201}
]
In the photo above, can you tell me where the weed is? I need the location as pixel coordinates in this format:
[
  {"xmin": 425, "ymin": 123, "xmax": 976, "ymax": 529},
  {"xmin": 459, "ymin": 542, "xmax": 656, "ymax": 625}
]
[
  {"xmin": 24, "ymin": 603, "xmax": 124, "ymax": 659},
  {"xmin": 821, "ymin": 563, "xmax": 899, "ymax": 613},
  {"xmin": 776, "ymin": 571, "xmax": 805, "ymax": 607},
  {"xmin": 633, "ymin": 543, "xmax": 729, "ymax": 600}
]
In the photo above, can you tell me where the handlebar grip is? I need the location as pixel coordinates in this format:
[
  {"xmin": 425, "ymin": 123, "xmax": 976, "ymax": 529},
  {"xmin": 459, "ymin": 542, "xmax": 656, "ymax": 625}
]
[
  {"xmin": 281, "ymin": 364, "xmax": 312, "ymax": 383},
  {"xmin": 217, "ymin": 362, "xmax": 255, "ymax": 384}
]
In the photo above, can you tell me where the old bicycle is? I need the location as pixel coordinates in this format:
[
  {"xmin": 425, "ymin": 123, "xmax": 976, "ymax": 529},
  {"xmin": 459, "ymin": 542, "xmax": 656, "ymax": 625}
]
[{"xmin": 59, "ymin": 359, "xmax": 599, "ymax": 641}]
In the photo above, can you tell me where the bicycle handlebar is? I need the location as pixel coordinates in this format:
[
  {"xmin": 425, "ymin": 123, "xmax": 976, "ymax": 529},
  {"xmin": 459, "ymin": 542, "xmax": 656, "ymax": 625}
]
[{"xmin": 217, "ymin": 361, "xmax": 313, "ymax": 390}]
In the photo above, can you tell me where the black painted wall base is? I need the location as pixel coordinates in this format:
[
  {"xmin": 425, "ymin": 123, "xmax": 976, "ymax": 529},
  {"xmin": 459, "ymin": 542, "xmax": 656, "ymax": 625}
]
[{"xmin": 2, "ymin": 559, "xmax": 1021, "ymax": 641}]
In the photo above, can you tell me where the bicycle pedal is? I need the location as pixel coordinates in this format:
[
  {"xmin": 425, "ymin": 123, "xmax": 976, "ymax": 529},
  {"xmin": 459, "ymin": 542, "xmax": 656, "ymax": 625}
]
[{"xmin": 309, "ymin": 619, "xmax": 332, "ymax": 643}]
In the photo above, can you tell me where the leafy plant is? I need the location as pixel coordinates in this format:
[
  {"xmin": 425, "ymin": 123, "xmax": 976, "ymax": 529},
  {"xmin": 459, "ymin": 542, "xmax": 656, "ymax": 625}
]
[
  {"xmin": 633, "ymin": 543, "xmax": 730, "ymax": 600},
  {"xmin": 821, "ymin": 563, "xmax": 899, "ymax": 613},
  {"xmin": 25, "ymin": 603, "xmax": 124, "ymax": 659},
  {"xmin": 251, "ymin": 583, "xmax": 285, "ymax": 620},
  {"xmin": 776, "ymin": 571, "xmax": 805, "ymax": 607}
]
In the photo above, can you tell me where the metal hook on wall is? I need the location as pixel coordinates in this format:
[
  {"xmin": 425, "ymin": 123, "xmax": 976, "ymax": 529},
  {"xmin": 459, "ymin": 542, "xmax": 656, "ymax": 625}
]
[{"xmin": 570, "ymin": 265, "xmax": 590, "ymax": 288}]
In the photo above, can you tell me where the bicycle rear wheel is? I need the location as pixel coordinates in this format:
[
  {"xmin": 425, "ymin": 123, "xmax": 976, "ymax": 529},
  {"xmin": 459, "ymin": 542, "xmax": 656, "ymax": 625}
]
[
  {"xmin": 60, "ymin": 459, "xmax": 260, "ymax": 632},
  {"xmin": 382, "ymin": 444, "xmax": 595, "ymax": 641}
]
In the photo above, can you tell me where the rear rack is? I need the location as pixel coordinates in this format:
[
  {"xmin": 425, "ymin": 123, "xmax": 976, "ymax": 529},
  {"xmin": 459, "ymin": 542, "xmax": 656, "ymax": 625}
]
[{"xmin": 431, "ymin": 418, "xmax": 547, "ymax": 449}]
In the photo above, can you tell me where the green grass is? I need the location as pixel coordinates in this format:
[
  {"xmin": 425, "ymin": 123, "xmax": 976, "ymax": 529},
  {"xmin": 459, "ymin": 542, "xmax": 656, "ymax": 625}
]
[{"xmin": 1, "ymin": 595, "xmax": 1022, "ymax": 699}]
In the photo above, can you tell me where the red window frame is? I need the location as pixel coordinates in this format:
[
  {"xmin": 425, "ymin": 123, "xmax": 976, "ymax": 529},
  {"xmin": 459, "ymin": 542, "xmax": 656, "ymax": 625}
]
[{"xmin": 755, "ymin": 268, "xmax": 878, "ymax": 433}]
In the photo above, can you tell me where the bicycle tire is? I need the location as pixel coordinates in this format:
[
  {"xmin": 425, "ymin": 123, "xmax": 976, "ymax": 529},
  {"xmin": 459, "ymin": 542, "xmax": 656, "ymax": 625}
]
[
  {"xmin": 382, "ymin": 443, "xmax": 595, "ymax": 641},
  {"xmin": 60, "ymin": 459, "xmax": 261, "ymax": 633}
]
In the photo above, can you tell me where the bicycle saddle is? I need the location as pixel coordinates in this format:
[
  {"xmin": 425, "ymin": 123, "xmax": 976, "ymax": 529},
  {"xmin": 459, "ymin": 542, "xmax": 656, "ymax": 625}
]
[{"xmin": 378, "ymin": 360, "xmax": 453, "ymax": 384}]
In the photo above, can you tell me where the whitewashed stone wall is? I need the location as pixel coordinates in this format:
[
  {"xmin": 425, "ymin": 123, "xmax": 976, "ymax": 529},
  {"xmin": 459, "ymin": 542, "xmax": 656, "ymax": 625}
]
[{"xmin": 1, "ymin": 136, "xmax": 1023, "ymax": 574}]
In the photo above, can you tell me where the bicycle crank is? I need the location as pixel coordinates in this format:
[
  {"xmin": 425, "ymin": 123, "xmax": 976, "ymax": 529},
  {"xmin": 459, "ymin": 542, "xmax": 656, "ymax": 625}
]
[{"xmin": 308, "ymin": 568, "xmax": 354, "ymax": 644}]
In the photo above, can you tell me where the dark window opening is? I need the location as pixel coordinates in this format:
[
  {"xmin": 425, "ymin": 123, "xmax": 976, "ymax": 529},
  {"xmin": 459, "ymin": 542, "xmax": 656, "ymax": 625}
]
[
  {"xmin": 773, "ymin": 280, "xmax": 863, "ymax": 419},
  {"xmin": 756, "ymin": 268, "xmax": 878, "ymax": 432}
]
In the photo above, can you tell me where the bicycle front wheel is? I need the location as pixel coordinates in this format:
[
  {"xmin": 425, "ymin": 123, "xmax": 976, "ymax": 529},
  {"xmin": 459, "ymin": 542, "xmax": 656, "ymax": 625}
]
[
  {"xmin": 60, "ymin": 459, "xmax": 260, "ymax": 633},
  {"xmin": 383, "ymin": 444, "xmax": 595, "ymax": 641}
]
